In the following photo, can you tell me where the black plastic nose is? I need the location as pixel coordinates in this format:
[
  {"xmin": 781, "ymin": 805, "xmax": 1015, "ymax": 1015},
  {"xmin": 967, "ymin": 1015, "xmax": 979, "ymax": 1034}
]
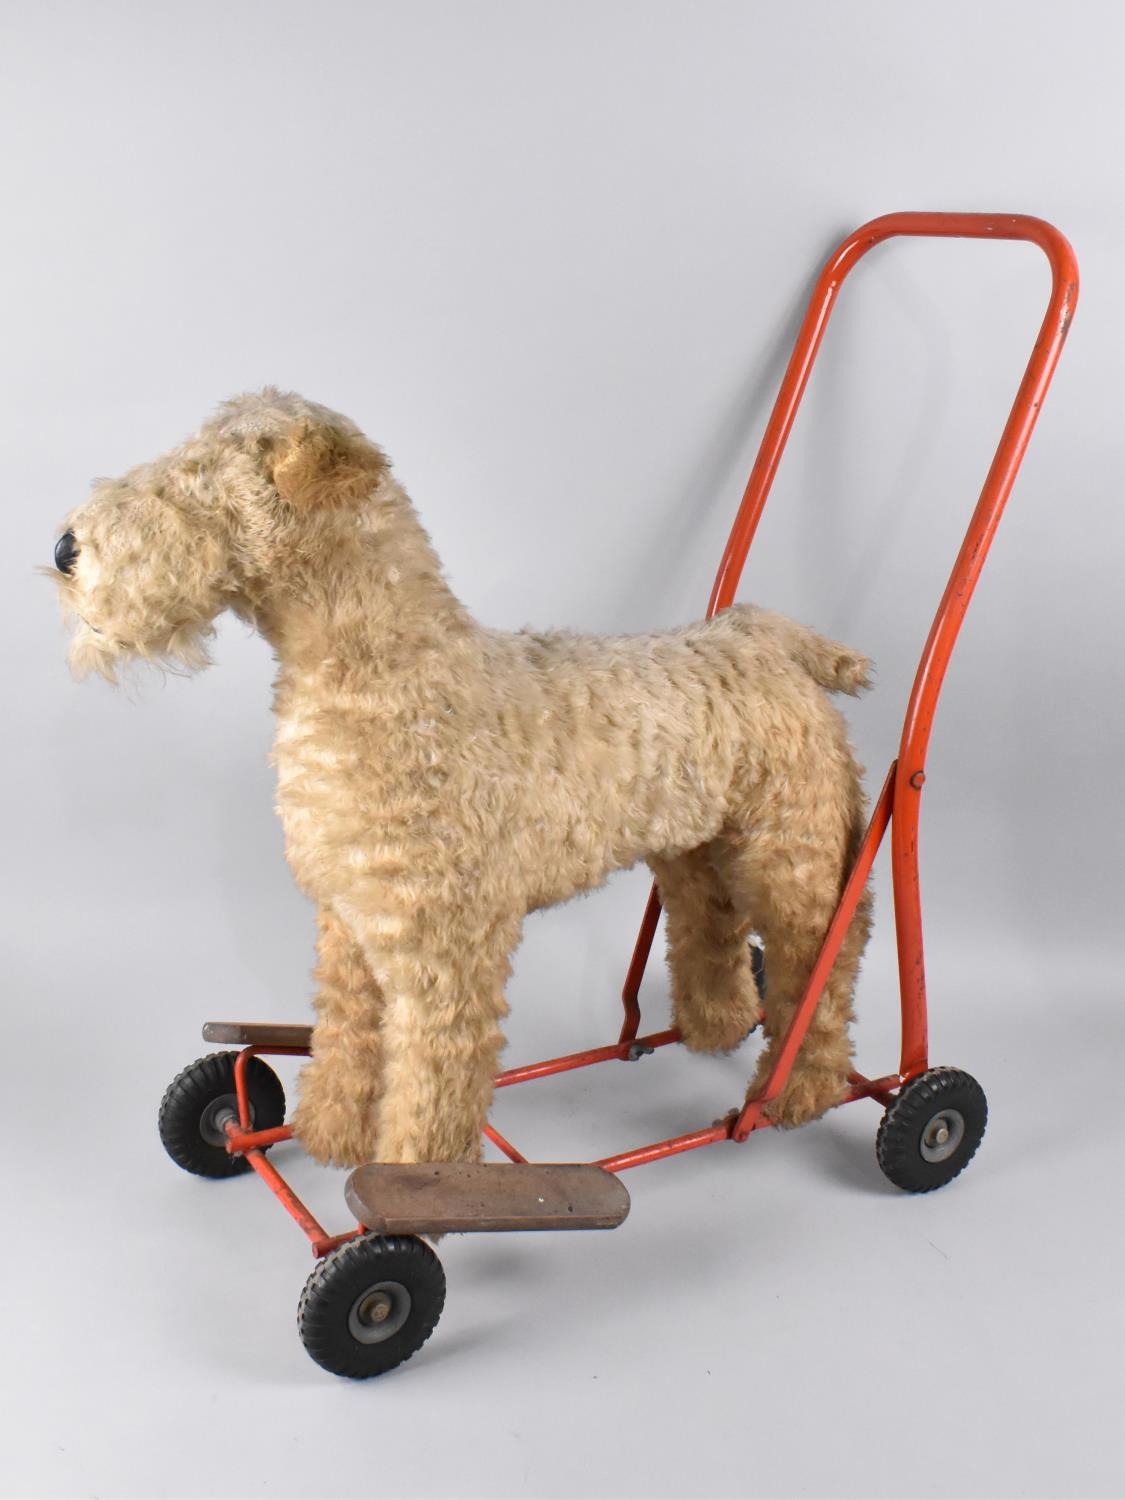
[{"xmin": 54, "ymin": 529, "xmax": 78, "ymax": 575}]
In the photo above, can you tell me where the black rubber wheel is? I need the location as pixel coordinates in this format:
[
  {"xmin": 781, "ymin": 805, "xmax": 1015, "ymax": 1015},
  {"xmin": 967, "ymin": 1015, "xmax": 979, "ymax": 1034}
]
[
  {"xmin": 158, "ymin": 1051, "xmax": 286, "ymax": 1179},
  {"xmin": 748, "ymin": 935, "xmax": 767, "ymax": 999},
  {"xmin": 298, "ymin": 1234, "xmax": 446, "ymax": 1379},
  {"xmin": 876, "ymin": 1067, "xmax": 987, "ymax": 1193}
]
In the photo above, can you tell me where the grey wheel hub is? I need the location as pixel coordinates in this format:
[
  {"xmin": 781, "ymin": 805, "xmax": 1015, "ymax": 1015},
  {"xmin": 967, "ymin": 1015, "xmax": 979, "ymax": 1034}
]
[
  {"xmin": 199, "ymin": 1093, "xmax": 252, "ymax": 1147},
  {"xmin": 920, "ymin": 1107, "xmax": 965, "ymax": 1163},
  {"xmin": 348, "ymin": 1280, "xmax": 412, "ymax": 1344}
]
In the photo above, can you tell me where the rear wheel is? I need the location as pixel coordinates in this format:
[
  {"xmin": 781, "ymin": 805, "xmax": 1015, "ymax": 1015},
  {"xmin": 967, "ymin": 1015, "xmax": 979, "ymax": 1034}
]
[{"xmin": 876, "ymin": 1068, "xmax": 987, "ymax": 1193}]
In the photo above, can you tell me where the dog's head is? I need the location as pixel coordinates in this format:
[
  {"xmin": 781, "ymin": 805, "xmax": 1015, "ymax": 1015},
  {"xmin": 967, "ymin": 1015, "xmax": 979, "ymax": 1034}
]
[{"xmin": 50, "ymin": 389, "xmax": 388, "ymax": 679}]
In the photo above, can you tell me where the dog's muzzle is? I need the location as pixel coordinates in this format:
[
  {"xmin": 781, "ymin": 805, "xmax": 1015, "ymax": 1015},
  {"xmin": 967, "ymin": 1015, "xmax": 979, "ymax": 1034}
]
[{"xmin": 54, "ymin": 529, "xmax": 78, "ymax": 575}]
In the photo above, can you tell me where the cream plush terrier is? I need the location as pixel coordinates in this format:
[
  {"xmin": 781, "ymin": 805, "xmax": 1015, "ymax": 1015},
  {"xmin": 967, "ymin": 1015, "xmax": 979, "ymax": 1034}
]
[{"xmin": 52, "ymin": 390, "xmax": 872, "ymax": 1167}]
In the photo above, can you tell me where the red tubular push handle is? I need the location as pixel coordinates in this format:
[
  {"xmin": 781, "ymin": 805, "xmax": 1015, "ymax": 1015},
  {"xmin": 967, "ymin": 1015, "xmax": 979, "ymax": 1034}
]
[
  {"xmin": 707, "ymin": 214, "xmax": 1078, "ymax": 621},
  {"xmin": 626, "ymin": 212, "xmax": 1079, "ymax": 1082}
]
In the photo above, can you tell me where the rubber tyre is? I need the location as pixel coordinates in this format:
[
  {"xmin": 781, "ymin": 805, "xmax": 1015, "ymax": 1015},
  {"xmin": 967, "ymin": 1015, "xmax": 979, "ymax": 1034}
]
[
  {"xmin": 298, "ymin": 1234, "xmax": 446, "ymax": 1379},
  {"xmin": 748, "ymin": 936, "xmax": 767, "ymax": 1000},
  {"xmin": 158, "ymin": 1051, "xmax": 286, "ymax": 1179},
  {"xmin": 876, "ymin": 1067, "xmax": 987, "ymax": 1193}
]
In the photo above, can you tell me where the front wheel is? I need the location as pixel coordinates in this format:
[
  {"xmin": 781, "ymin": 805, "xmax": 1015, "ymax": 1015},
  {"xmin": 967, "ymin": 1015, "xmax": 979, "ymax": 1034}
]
[
  {"xmin": 158, "ymin": 1051, "xmax": 286, "ymax": 1178},
  {"xmin": 876, "ymin": 1068, "xmax": 987, "ymax": 1193},
  {"xmin": 298, "ymin": 1234, "xmax": 446, "ymax": 1379}
]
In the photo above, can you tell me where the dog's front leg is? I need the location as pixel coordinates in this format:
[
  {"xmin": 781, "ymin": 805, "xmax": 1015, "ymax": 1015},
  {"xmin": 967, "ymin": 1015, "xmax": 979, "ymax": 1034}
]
[
  {"xmin": 291, "ymin": 907, "xmax": 388, "ymax": 1168},
  {"xmin": 359, "ymin": 908, "xmax": 522, "ymax": 1165}
]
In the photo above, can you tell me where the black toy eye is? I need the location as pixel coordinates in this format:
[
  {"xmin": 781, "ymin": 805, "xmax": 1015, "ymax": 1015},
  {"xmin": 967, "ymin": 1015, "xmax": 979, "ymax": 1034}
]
[{"xmin": 54, "ymin": 529, "xmax": 79, "ymax": 575}]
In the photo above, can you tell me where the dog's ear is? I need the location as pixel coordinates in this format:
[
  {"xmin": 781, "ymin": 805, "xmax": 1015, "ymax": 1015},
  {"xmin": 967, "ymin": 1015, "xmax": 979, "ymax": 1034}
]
[{"xmin": 271, "ymin": 419, "xmax": 387, "ymax": 510}]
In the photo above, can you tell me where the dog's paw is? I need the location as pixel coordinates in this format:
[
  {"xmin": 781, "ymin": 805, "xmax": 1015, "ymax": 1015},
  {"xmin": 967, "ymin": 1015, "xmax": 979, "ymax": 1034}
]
[
  {"xmin": 675, "ymin": 990, "xmax": 764, "ymax": 1055},
  {"xmin": 291, "ymin": 1095, "xmax": 379, "ymax": 1169},
  {"xmin": 757, "ymin": 1066, "xmax": 849, "ymax": 1129}
]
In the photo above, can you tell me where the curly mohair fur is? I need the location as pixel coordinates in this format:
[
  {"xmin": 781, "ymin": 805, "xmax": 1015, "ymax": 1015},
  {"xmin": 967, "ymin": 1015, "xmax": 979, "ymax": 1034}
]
[{"xmin": 53, "ymin": 389, "xmax": 873, "ymax": 1167}]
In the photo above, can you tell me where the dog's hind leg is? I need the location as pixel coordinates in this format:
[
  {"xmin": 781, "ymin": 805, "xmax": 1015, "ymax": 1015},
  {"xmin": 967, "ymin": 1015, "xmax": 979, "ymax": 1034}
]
[
  {"xmin": 648, "ymin": 843, "xmax": 764, "ymax": 1053},
  {"xmin": 712, "ymin": 791, "xmax": 871, "ymax": 1128},
  {"xmin": 291, "ymin": 907, "xmax": 388, "ymax": 1168}
]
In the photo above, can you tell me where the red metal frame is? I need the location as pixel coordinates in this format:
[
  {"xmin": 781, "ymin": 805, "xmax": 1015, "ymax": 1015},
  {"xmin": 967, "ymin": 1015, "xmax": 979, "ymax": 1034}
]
[{"xmin": 219, "ymin": 212, "xmax": 1077, "ymax": 1251}]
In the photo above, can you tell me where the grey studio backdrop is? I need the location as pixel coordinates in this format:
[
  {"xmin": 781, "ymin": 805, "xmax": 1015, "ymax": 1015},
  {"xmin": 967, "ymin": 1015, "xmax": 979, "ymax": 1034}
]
[{"xmin": 3, "ymin": 4, "xmax": 1122, "ymax": 1499}]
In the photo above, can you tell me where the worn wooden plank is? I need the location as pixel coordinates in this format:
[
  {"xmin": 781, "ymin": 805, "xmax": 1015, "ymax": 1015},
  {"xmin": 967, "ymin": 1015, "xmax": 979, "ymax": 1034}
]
[
  {"xmin": 345, "ymin": 1161, "xmax": 631, "ymax": 1234},
  {"xmin": 202, "ymin": 1021, "xmax": 314, "ymax": 1049}
]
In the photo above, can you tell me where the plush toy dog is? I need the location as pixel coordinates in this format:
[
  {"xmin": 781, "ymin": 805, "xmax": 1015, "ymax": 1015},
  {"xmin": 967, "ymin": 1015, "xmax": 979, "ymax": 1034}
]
[{"xmin": 52, "ymin": 390, "xmax": 872, "ymax": 1167}]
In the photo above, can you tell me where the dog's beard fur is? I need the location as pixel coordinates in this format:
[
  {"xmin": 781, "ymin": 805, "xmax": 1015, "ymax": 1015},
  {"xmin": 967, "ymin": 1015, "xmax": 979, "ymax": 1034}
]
[
  {"xmin": 66, "ymin": 616, "xmax": 216, "ymax": 682},
  {"xmin": 46, "ymin": 573, "xmax": 218, "ymax": 684}
]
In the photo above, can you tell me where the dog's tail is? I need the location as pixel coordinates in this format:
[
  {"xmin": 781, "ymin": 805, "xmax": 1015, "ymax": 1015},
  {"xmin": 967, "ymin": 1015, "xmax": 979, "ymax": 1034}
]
[{"xmin": 725, "ymin": 605, "xmax": 873, "ymax": 696}]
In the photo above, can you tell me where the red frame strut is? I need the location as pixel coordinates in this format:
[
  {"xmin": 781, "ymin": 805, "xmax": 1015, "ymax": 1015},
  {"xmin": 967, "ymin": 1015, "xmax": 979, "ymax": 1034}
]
[{"xmin": 218, "ymin": 213, "xmax": 1077, "ymax": 1249}]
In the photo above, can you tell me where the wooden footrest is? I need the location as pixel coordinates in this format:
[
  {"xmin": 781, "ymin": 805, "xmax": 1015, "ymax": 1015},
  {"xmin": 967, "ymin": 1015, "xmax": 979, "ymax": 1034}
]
[
  {"xmin": 345, "ymin": 1162, "xmax": 631, "ymax": 1235},
  {"xmin": 202, "ymin": 1021, "xmax": 313, "ymax": 1049}
]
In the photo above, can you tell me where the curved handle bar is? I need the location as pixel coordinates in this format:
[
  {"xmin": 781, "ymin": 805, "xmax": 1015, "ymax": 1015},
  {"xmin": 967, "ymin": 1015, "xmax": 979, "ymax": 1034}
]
[
  {"xmin": 709, "ymin": 212, "xmax": 1077, "ymax": 625},
  {"xmin": 623, "ymin": 213, "xmax": 1078, "ymax": 1070},
  {"xmin": 709, "ymin": 211, "xmax": 1079, "ymax": 1075}
]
